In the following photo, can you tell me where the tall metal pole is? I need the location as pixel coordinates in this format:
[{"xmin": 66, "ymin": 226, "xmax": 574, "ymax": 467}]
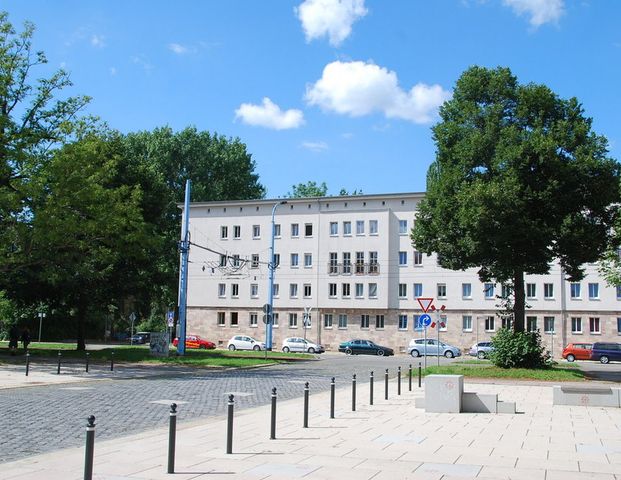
[
  {"xmin": 177, "ymin": 180, "xmax": 191, "ymax": 356},
  {"xmin": 38, "ymin": 312, "xmax": 45, "ymax": 343},
  {"xmin": 267, "ymin": 200, "xmax": 287, "ymax": 351}
]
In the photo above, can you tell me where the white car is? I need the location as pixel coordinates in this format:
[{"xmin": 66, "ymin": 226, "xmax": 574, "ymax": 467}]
[
  {"xmin": 281, "ymin": 337, "xmax": 324, "ymax": 354},
  {"xmin": 227, "ymin": 335, "xmax": 266, "ymax": 351},
  {"xmin": 408, "ymin": 338, "xmax": 462, "ymax": 358}
]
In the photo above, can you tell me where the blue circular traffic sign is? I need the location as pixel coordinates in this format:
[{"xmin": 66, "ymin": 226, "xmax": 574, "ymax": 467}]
[{"xmin": 420, "ymin": 314, "xmax": 432, "ymax": 327}]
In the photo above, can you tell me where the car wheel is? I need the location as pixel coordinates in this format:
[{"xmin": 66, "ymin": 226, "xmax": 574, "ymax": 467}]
[
  {"xmin": 445, "ymin": 350, "xmax": 454, "ymax": 359},
  {"xmin": 308, "ymin": 347, "xmax": 315, "ymax": 354},
  {"xmin": 345, "ymin": 348, "xmax": 353, "ymax": 355},
  {"xmin": 377, "ymin": 349, "xmax": 385, "ymax": 356},
  {"xmin": 477, "ymin": 351, "xmax": 486, "ymax": 360},
  {"xmin": 600, "ymin": 355, "xmax": 610, "ymax": 364},
  {"xmin": 199, "ymin": 345, "xmax": 206, "ymax": 350},
  {"xmin": 253, "ymin": 345, "xmax": 261, "ymax": 351},
  {"xmin": 410, "ymin": 349, "xmax": 420, "ymax": 358},
  {"xmin": 283, "ymin": 346, "xmax": 290, "ymax": 353},
  {"xmin": 566, "ymin": 354, "xmax": 575, "ymax": 362},
  {"xmin": 228, "ymin": 345, "xmax": 236, "ymax": 351}
]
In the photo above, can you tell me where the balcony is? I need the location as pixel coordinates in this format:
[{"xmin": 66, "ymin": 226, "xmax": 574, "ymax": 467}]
[{"xmin": 327, "ymin": 262, "xmax": 380, "ymax": 275}]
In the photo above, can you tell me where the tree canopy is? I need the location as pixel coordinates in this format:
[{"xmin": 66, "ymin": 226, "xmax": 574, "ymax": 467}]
[
  {"xmin": 412, "ymin": 66, "xmax": 620, "ymax": 332},
  {"xmin": 286, "ymin": 181, "xmax": 328, "ymax": 198}
]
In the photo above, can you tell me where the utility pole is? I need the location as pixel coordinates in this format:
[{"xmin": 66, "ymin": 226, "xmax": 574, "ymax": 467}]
[{"xmin": 177, "ymin": 180, "xmax": 191, "ymax": 356}]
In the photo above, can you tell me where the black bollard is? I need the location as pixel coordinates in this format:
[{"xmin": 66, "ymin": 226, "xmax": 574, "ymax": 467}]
[
  {"xmin": 167, "ymin": 403, "xmax": 177, "ymax": 473},
  {"xmin": 25, "ymin": 352, "xmax": 30, "ymax": 377},
  {"xmin": 384, "ymin": 368, "xmax": 389, "ymax": 400},
  {"xmin": 352, "ymin": 374, "xmax": 356, "ymax": 412},
  {"xmin": 330, "ymin": 377, "xmax": 335, "ymax": 419},
  {"xmin": 84, "ymin": 415, "xmax": 96, "ymax": 480},
  {"xmin": 303, "ymin": 382, "xmax": 309, "ymax": 428},
  {"xmin": 418, "ymin": 362, "xmax": 422, "ymax": 388},
  {"xmin": 408, "ymin": 364, "xmax": 412, "ymax": 391},
  {"xmin": 270, "ymin": 387, "xmax": 277, "ymax": 440},
  {"xmin": 226, "ymin": 394, "xmax": 234, "ymax": 454},
  {"xmin": 85, "ymin": 353, "xmax": 90, "ymax": 373},
  {"xmin": 110, "ymin": 351, "xmax": 114, "ymax": 372},
  {"xmin": 398, "ymin": 366, "xmax": 402, "ymax": 395},
  {"xmin": 370, "ymin": 371, "xmax": 374, "ymax": 405},
  {"xmin": 57, "ymin": 351, "xmax": 62, "ymax": 375}
]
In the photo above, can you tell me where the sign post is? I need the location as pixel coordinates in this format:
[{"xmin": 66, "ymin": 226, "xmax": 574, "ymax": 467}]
[
  {"xmin": 129, "ymin": 312, "xmax": 136, "ymax": 345},
  {"xmin": 417, "ymin": 298, "xmax": 434, "ymax": 369}
]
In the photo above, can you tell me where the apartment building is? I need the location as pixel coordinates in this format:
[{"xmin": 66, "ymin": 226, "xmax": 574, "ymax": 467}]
[{"xmin": 185, "ymin": 193, "xmax": 621, "ymax": 355}]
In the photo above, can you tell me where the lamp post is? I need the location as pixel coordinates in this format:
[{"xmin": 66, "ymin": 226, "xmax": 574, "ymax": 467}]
[
  {"xmin": 38, "ymin": 311, "xmax": 46, "ymax": 343},
  {"xmin": 266, "ymin": 200, "xmax": 287, "ymax": 351}
]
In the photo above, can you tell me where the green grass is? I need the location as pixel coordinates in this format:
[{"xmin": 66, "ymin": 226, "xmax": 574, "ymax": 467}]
[
  {"xmin": 420, "ymin": 363, "xmax": 586, "ymax": 381},
  {"xmin": 0, "ymin": 342, "xmax": 313, "ymax": 368}
]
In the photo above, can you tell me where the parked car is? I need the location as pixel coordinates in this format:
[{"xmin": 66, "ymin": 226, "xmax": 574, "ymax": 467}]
[
  {"xmin": 129, "ymin": 332, "xmax": 150, "ymax": 344},
  {"xmin": 408, "ymin": 338, "xmax": 462, "ymax": 358},
  {"xmin": 469, "ymin": 341, "xmax": 494, "ymax": 359},
  {"xmin": 227, "ymin": 335, "xmax": 266, "ymax": 351},
  {"xmin": 561, "ymin": 343, "xmax": 593, "ymax": 362},
  {"xmin": 338, "ymin": 339, "xmax": 394, "ymax": 356},
  {"xmin": 591, "ymin": 342, "xmax": 621, "ymax": 364},
  {"xmin": 282, "ymin": 337, "xmax": 324, "ymax": 353},
  {"xmin": 173, "ymin": 335, "xmax": 216, "ymax": 350}
]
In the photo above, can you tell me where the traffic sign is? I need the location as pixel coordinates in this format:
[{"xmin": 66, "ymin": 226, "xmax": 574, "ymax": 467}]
[
  {"xmin": 417, "ymin": 298, "xmax": 434, "ymax": 313},
  {"xmin": 129, "ymin": 312, "xmax": 136, "ymax": 322},
  {"xmin": 263, "ymin": 314, "xmax": 272, "ymax": 324},
  {"xmin": 166, "ymin": 310, "xmax": 174, "ymax": 327},
  {"xmin": 420, "ymin": 313, "xmax": 432, "ymax": 327},
  {"xmin": 263, "ymin": 303, "xmax": 272, "ymax": 314}
]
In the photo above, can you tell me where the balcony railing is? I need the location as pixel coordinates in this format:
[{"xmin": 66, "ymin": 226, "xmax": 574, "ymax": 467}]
[{"xmin": 327, "ymin": 262, "xmax": 380, "ymax": 275}]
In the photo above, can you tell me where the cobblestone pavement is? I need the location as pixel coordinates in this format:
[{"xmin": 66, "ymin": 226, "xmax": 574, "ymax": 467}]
[{"xmin": 0, "ymin": 353, "xmax": 424, "ymax": 463}]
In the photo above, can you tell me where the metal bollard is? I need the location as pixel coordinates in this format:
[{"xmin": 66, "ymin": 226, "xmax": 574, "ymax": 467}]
[
  {"xmin": 25, "ymin": 352, "xmax": 30, "ymax": 377},
  {"xmin": 384, "ymin": 369, "xmax": 389, "ymax": 400},
  {"xmin": 57, "ymin": 351, "xmax": 62, "ymax": 375},
  {"xmin": 85, "ymin": 353, "xmax": 90, "ymax": 373},
  {"xmin": 398, "ymin": 366, "xmax": 401, "ymax": 395},
  {"xmin": 330, "ymin": 377, "xmax": 335, "ymax": 419},
  {"xmin": 303, "ymin": 382, "xmax": 309, "ymax": 428},
  {"xmin": 418, "ymin": 362, "xmax": 422, "ymax": 388},
  {"xmin": 270, "ymin": 387, "xmax": 277, "ymax": 440},
  {"xmin": 110, "ymin": 351, "xmax": 114, "ymax": 372},
  {"xmin": 226, "ymin": 394, "xmax": 234, "ymax": 454},
  {"xmin": 409, "ymin": 364, "xmax": 412, "ymax": 391},
  {"xmin": 84, "ymin": 415, "xmax": 96, "ymax": 480},
  {"xmin": 167, "ymin": 403, "xmax": 177, "ymax": 473},
  {"xmin": 352, "ymin": 374, "xmax": 356, "ymax": 412},
  {"xmin": 369, "ymin": 371, "xmax": 374, "ymax": 405}
]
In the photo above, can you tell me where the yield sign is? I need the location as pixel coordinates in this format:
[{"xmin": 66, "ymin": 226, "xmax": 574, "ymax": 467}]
[{"xmin": 417, "ymin": 297, "xmax": 434, "ymax": 313}]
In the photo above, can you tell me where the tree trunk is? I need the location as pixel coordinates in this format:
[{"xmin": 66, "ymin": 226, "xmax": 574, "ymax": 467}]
[
  {"xmin": 76, "ymin": 299, "xmax": 86, "ymax": 351},
  {"xmin": 513, "ymin": 271, "xmax": 525, "ymax": 332}
]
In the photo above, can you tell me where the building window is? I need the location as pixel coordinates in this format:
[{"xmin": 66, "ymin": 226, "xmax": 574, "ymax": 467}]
[
  {"xmin": 355, "ymin": 252, "xmax": 364, "ymax": 274},
  {"xmin": 484, "ymin": 283, "xmax": 495, "ymax": 299},
  {"xmin": 398, "ymin": 283, "xmax": 407, "ymax": 298},
  {"xmin": 544, "ymin": 316, "xmax": 555, "ymax": 333},
  {"xmin": 462, "ymin": 283, "xmax": 472, "ymax": 299},
  {"xmin": 288, "ymin": 313, "xmax": 298, "ymax": 328},
  {"xmin": 589, "ymin": 317, "xmax": 600, "ymax": 334},
  {"xmin": 526, "ymin": 316, "xmax": 537, "ymax": 332},
  {"xmin": 330, "ymin": 222, "xmax": 338, "ymax": 236},
  {"xmin": 399, "ymin": 219, "xmax": 407, "ymax": 235},
  {"xmin": 544, "ymin": 283, "xmax": 554, "ymax": 299},
  {"xmin": 291, "ymin": 223, "xmax": 299, "ymax": 237},
  {"xmin": 617, "ymin": 317, "xmax": 621, "ymax": 334},
  {"xmin": 233, "ymin": 225, "xmax": 241, "ymax": 239},
  {"xmin": 413, "ymin": 314, "xmax": 423, "ymax": 331},
  {"xmin": 324, "ymin": 314, "xmax": 333, "ymax": 328},
  {"xmin": 304, "ymin": 253, "xmax": 312, "ymax": 268},
  {"xmin": 342, "ymin": 283, "xmax": 351, "ymax": 298},
  {"xmin": 273, "ymin": 284, "xmax": 279, "ymax": 297},
  {"xmin": 338, "ymin": 314, "xmax": 348, "ymax": 329},
  {"xmin": 274, "ymin": 224, "xmax": 281, "ymax": 238},
  {"xmin": 304, "ymin": 314, "xmax": 312, "ymax": 329},
  {"xmin": 232, "ymin": 254, "xmax": 240, "ymax": 267},
  {"xmin": 328, "ymin": 283, "xmax": 337, "ymax": 297},
  {"xmin": 220, "ymin": 254, "xmax": 227, "ymax": 267},
  {"xmin": 231, "ymin": 284, "xmax": 239, "ymax": 298},
  {"xmin": 501, "ymin": 285, "xmax": 512, "ymax": 299},
  {"xmin": 439, "ymin": 314, "xmax": 447, "ymax": 332},
  {"xmin": 375, "ymin": 315, "xmax": 385, "ymax": 329},
  {"xmin": 218, "ymin": 283, "xmax": 226, "ymax": 297},
  {"xmin": 342, "ymin": 252, "xmax": 351, "ymax": 274},
  {"xmin": 369, "ymin": 251, "xmax": 378, "ymax": 273},
  {"xmin": 251, "ymin": 254, "xmax": 259, "ymax": 268},
  {"xmin": 250, "ymin": 313, "xmax": 258, "ymax": 327},
  {"xmin": 398, "ymin": 315, "xmax": 408, "ymax": 330},
  {"xmin": 272, "ymin": 313, "xmax": 279, "ymax": 327},
  {"xmin": 360, "ymin": 315, "xmax": 369, "ymax": 329},
  {"xmin": 502, "ymin": 316, "xmax": 513, "ymax": 329},
  {"xmin": 303, "ymin": 284, "xmax": 312, "ymax": 298},
  {"xmin": 343, "ymin": 221, "xmax": 352, "ymax": 236},
  {"xmin": 399, "ymin": 251, "xmax": 407, "ymax": 266},
  {"xmin": 250, "ymin": 284, "xmax": 258, "ymax": 298},
  {"xmin": 252, "ymin": 225, "xmax": 260, "ymax": 238},
  {"xmin": 305, "ymin": 223, "xmax": 313, "ymax": 237},
  {"xmin": 588, "ymin": 283, "xmax": 599, "ymax": 299},
  {"xmin": 526, "ymin": 283, "xmax": 536, "ymax": 298},
  {"xmin": 462, "ymin": 315, "xmax": 472, "ymax": 332},
  {"xmin": 413, "ymin": 250, "xmax": 423, "ymax": 266},
  {"xmin": 414, "ymin": 283, "xmax": 423, "ymax": 297},
  {"xmin": 571, "ymin": 317, "xmax": 582, "ymax": 334},
  {"xmin": 230, "ymin": 312, "xmax": 239, "ymax": 326},
  {"xmin": 369, "ymin": 283, "xmax": 378, "ymax": 298},
  {"xmin": 437, "ymin": 283, "xmax": 447, "ymax": 299},
  {"xmin": 356, "ymin": 220, "xmax": 365, "ymax": 235},
  {"xmin": 484, "ymin": 315, "xmax": 495, "ymax": 332},
  {"xmin": 617, "ymin": 285, "xmax": 621, "ymax": 300},
  {"xmin": 273, "ymin": 254, "xmax": 280, "ymax": 268},
  {"xmin": 329, "ymin": 252, "xmax": 338, "ymax": 274},
  {"xmin": 570, "ymin": 283, "xmax": 581, "ymax": 299},
  {"xmin": 355, "ymin": 283, "xmax": 363, "ymax": 298},
  {"xmin": 290, "ymin": 253, "xmax": 299, "ymax": 268},
  {"xmin": 220, "ymin": 226, "xmax": 228, "ymax": 239},
  {"xmin": 217, "ymin": 312, "xmax": 226, "ymax": 326},
  {"xmin": 369, "ymin": 220, "xmax": 378, "ymax": 235},
  {"xmin": 290, "ymin": 283, "xmax": 298, "ymax": 298}
]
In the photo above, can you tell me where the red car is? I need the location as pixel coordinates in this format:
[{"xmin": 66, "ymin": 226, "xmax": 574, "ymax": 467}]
[
  {"xmin": 562, "ymin": 343, "xmax": 592, "ymax": 362},
  {"xmin": 173, "ymin": 335, "xmax": 216, "ymax": 350}
]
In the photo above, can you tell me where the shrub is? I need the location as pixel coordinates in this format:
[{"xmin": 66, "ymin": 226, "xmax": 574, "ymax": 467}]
[{"xmin": 489, "ymin": 327, "xmax": 547, "ymax": 368}]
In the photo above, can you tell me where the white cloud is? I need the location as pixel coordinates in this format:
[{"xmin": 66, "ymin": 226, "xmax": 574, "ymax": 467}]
[
  {"xmin": 168, "ymin": 43, "xmax": 190, "ymax": 55},
  {"xmin": 296, "ymin": 0, "xmax": 368, "ymax": 46},
  {"xmin": 301, "ymin": 141, "xmax": 329, "ymax": 152},
  {"xmin": 502, "ymin": 0, "xmax": 564, "ymax": 27},
  {"xmin": 91, "ymin": 34, "xmax": 106, "ymax": 48},
  {"xmin": 305, "ymin": 61, "xmax": 451, "ymax": 124},
  {"xmin": 131, "ymin": 55, "xmax": 153, "ymax": 73},
  {"xmin": 235, "ymin": 97, "xmax": 305, "ymax": 130}
]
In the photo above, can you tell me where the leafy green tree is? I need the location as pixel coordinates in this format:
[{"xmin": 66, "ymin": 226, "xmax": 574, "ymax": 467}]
[
  {"xmin": 338, "ymin": 188, "xmax": 363, "ymax": 196},
  {"xmin": 489, "ymin": 328, "xmax": 547, "ymax": 368},
  {"xmin": 286, "ymin": 181, "xmax": 328, "ymax": 198},
  {"xmin": 412, "ymin": 66, "xmax": 620, "ymax": 332}
]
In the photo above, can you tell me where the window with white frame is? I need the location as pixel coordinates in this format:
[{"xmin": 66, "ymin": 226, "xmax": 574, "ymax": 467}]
[
  {"xmin": 304, "ymin": 253, "xmax": 312, "ymax": 268},
  {"xmin": 369, "ymin": 251, "xmax": 378, "ymax": 273},
  {"xmin": 398, "ymin": 283, "xmax": 407, "ymax": 298},
  {"xmin": 303, "ymin": 284, "xmax": 312, "ymax": 298},
  {"xmin": 369, "ymin": 220, "xmax": 378, "ymax": 235},
  {"xmin": 437, "ymin": 283, "xmax": 447, "ymax": 299},
  {"xmin": 462, "ymin": 315, "xmax": 472, "ymax": 332},
  {"xmin": 230, "ymin": 312, "xmax": 239, "ymax": 326},
  {"xmin": 231, "ymin": 284, "xmax": 239, "ymax": 298},
  {"xmin": 526, "ymin": 283, "xmax": 536, "ymax": 298},
  {"xmin": 502, "ymin": 316, "xmax": 513, "ymax": 329},
  {"xmin": 414, "ymin": 283, "xmax": 423, "ymax": 297},
  {"xmin": 399, "ymin": 251, "xmax": 407, "ymax": 266},
  {"xmin": 368, "ymin": 283, "xmax": 378, "ymax": 298},
  {"xmin": 273, "ymin": 284, "xmax": 279, "ymax": 297},
  {"xmin": 588, "ymin": 283, "xmax": 599, "ymax": 299},
  {"xmin": 251, "ymin": 254, "xmax": 259, "ymax": 268},
  {"xmin": 375, "ymin": 315, "xmax": 385, "ymax": 329},
  {"xmin": 544, "ymin": 316, "xmax": 555, "ymax": 333},
  {"xmin": 220, "ymin": 226, "xmax": 228, "ymax": 239},
  {"xmin": 290, "ymin": 283, "xmax": 298, "ymax": 298},
  {"xmin": 232, "ymin": 254, "xmax": 240, "ymax": 267},
  {"xmin": 617, "ymin": 285, "xmax": 621, "ymax": 300},
  {"xmin": 220, "ymin": 254, "xmax": 227, "ymax": 267},
  {"xmin": 544, "ymin": 283, "xmax": 554, "ymax": 299},
  {"xmin": 290, "ymin": 253, "xmax": 299, "ymax": 268},
  {"xmin": 526, "ymin": 316, "xmax": 537, "ymax": 332},
  {"xmin": 413, "ymin": 250, "xmax": 423, "ymax": 266},
  {"xmin": 355, "ymin": 251, "xmax": 364, "ymax": 273},
  {"xmin": 617, "ymin": 317, "xmax": 621, "ymax": 334},
  {"xmin": 274, "ymin": 224, "xmax": 281, "ymax": 237},
  {"xmin": 252, "ymin": 225, "xmax": 260, "ymax": 238},
  {"xmin": 233, "ymin": 225, "xmax": 241, "ymax": 239},
  {"xmin": 218, "ymin": 283, "xmax": 226, "ymax": 297},
  {"xmin": 485, "ymin": 315, "xmax": 495, "ymax": 332},
  {"xmin": 439, "ymin": 314, "xmax": 447, "ymax": 331},
  {"xmin": 329, "ymin": 222, "xmax": 338, "ymax": 236},
  {"xmin": 398, "ymin": 315, "xmax": 408, "ymax": 330},
  {"xmin": 273, "ymin": 254, "xmax": 280, "ymax": 267},
  {"xmin": 355, "ymin": 283, "xmax": 363, "ymax": 298},
  {"xmin": 413, "ymin": 314, "xmax": 422, "ymax": 331},
  {"xmin": 589, "ymin": 317, "xmax": 600, "ymax": 334},
  {"xmin": 329, "ymin": 252, "xmax": 338, "ymax": 274},
  {"xmin": 342, "ymin": 252, "xmax": 351, "ymax": 274},
  {"xmin": 356, "ymin": 220, "xmax": 365, "ymax": 235},
  {"xmin": 304, "ymin": 223, "xmax": 313, "ymax": 237},
  {"xmin": 291, "ymin": 223, "xmax": 299, "ymax": 237},
  {"xmin": 272, "ymin": 313, "xmax": 279, "ymax": 327},
  {"xmin": 571, "ymin": 317, "xmax": 582, "ymax": 334},
  {"xmin": 342, "ymin": 283, "xmax": 351, "ymax": 297},
  {"xmin": 217, "ymin": 312, "xmax": 225, "ymax": 326},
  {"xmin": 462, "ymin": 283, "xmax": 472, "ymax": 299},
  {"xmin": 484, "ymin": 283, "xmax": 495, "ymax": 299},
  {"xmin": 324, "ymin": 314, "xmax": 333, "ymax": 328},
  {"xmin": 328, "ymin": 283, "xmax": 337, "ymax": 297},
  {"xmin": 501, "ymin": 285, "xmax": 512, "ymax": 298},
  {"xmin": 343, "ymin": 221, "xmax": 352, "ymax": 236},
  {"xmin": 338, "ymin": 314, "xmax": 348, "ymax": 329},
  {"xmin": 250, "ymin": 284, "xmax": 258, "ymax": 298},
  {"xmin": 360, "ymin": 314, "xmax": 369, "ymax": 329},
  {"xmin": 250, "ymin": 313, "xmax": 258, "ymax": 327},
  {"xmin": 289, "ymin": 313, "xmax": 298, "ymax": 328},
  {"xmin": 304, "ymin": 314, "xmax": 311, "ymax": 329},
  {"xmin": 570, "ymin": 282, "xmax": 581, "ymax": 299},
  {"xmin": 399, "ymin": 219, "xmax": 407, "ymax": 235}
]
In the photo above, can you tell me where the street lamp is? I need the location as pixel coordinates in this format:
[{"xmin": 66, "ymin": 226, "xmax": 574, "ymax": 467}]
[
  {"xmin": 266, "ymin": 200, "xmax": 287, "ymax": 351},
  {"xmin": 38, "ymin": 311, "xmax": 46, "ymax": 343}
]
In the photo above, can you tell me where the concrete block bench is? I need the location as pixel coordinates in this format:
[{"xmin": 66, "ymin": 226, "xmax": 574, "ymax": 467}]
[{"xmin": 553, "ymin": 385, "xmax": 621, "ymax": 407}]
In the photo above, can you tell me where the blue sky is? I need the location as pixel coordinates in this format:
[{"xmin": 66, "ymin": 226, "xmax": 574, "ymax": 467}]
[{"xmin": 4, "ymin": 0, "xmax": 620, "ymax": 197}]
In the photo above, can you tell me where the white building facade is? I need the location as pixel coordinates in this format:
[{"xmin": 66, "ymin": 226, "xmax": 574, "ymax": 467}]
[{"xmin": 184, "ymin": 193, "xmax": 621, "ymax": 356}]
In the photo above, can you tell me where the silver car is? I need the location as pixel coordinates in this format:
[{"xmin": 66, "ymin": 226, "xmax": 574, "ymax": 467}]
[
  {"xmin": 469, "ymin": 341, "xmax": 494, "ymax": 359},
  {"xmin": 281, "ymin": 337, "xmax": 324, "ymax": 354},
  {"xmin": 408, "ymin": 338, "xmax": 462, "ymax": 358},
  {"xmin": 227, "ymin": 335, "xmax": 266, "ymax": 351}
]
